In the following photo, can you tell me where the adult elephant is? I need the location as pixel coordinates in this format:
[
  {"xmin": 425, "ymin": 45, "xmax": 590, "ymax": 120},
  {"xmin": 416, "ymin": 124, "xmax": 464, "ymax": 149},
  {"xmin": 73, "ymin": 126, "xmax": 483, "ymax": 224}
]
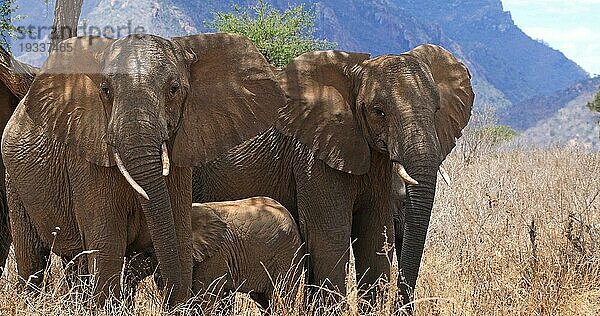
[
  {"xmin": 0, "ymin": 46, "xmax": 37, "ymax": 273},
  {"xmin": 1, "ymin": 33, "xmax": 284, "ymax": 304},
  {"xmin": 194, "ymin": 45, "xmax": 474, "ymax": 302}
]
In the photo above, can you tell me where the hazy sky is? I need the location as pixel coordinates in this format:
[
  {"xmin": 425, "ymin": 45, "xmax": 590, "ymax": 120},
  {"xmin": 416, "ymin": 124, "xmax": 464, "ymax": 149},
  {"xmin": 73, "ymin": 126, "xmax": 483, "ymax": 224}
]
[{"xmin": 502, "ymin": 0, "xmax": 600, "ymax": 76}]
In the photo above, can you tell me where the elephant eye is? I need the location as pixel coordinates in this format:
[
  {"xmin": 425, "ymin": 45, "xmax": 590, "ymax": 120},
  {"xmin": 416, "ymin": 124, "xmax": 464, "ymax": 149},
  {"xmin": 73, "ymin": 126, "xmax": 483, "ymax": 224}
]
[
  {"xmin": 100, "ymin": 82, "xmax": 110, "ymax": 98},
  {"xmin": 169, "ymin": 81, "xmax": 180, "ymax": 97},
  {"xmin": 373, "ymin": 107, "xmax": 386, "ymax": 118}
]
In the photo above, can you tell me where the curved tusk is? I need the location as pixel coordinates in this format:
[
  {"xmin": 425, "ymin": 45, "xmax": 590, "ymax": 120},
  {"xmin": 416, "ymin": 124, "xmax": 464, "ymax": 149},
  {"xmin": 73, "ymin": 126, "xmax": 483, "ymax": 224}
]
[
  {"xmin": 161, "ymin": 142, "xmax": 170, "ymax": 176},
  {"xmin": 439, "ymin": 166, "xmax": 452, "ymax": 186},
  {"xmin": 395, "ymin": 164, "xmax": 419, "ymax": 185},
  {"xmin": 113, "ymin": 151, "xmax": 149, "ymax": 200}
]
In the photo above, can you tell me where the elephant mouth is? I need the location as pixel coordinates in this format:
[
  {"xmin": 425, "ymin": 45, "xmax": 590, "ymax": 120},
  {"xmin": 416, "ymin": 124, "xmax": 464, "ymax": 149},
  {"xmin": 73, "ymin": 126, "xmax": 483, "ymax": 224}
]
[
  {"xmin": 391, "ymin": 161, "xmax": 419, "ymax": 185},
  {"xmin": 112, "ymin": 142, "xmax": 171, "ymax": 201}
]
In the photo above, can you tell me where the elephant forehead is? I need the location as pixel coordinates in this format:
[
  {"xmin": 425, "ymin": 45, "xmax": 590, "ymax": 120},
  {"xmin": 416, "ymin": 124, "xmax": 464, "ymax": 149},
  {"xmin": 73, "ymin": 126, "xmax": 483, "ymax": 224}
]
[
  {"xmin": 360, "ymin": 58, "xmax": 438, "ymax": 102},
  {"xmin": 103, "ymin": 38, "xmax": 177, "ymax": 76},
  {"xmin": 364, "ymin": 55, "xmax": 433, "ymax": 85}
]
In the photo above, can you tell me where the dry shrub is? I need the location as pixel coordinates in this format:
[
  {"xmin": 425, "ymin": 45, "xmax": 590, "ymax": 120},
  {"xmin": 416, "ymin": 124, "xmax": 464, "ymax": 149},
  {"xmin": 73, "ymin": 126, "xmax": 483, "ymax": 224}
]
[
  {"xmin": 456, "ymin": 106, "xmax": 500, "ymax": 164},
  {"xmin": 418, "ymin": 147, "xmax": 600, "ymax": 315}
]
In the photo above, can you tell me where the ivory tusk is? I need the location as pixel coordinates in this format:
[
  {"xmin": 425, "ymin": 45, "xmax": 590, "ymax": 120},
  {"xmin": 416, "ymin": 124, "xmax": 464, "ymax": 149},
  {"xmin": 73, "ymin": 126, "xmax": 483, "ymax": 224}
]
[
  {"xmin": 395, "ymin": 164, "xmax": 419, "ymax": 185},
  {"xmin": 439, "ymin": 166, "xmax": 452, "ymax": 186},
  {"xmin": 113, "ymin": 151, "xmax": 150, "ymax": 200},
  {"xmin": 161, "ymin": 143, "xmax": 170, "ymax": 176}
]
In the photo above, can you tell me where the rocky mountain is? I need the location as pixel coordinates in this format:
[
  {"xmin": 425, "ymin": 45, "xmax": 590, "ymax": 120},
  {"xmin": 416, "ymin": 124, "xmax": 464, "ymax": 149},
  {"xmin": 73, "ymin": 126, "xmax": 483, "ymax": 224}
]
[
  {"xmin": 399, "ymin": 0, "xmax": 589, "ymax": 103},
  {"xmin": 8, "ymin": 0, "xmax": 597, "ymax": 147},
  {"xmin": 501, "ymin": 77, "xmax": 600, "ymax": 131}
]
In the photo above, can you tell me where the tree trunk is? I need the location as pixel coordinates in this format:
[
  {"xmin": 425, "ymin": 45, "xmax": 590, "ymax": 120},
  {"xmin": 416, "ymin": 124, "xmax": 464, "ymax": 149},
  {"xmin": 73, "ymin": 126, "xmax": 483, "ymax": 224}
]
[{"xmin": 50, "ymin": 0, "xmax": 84, "ymax": 48}]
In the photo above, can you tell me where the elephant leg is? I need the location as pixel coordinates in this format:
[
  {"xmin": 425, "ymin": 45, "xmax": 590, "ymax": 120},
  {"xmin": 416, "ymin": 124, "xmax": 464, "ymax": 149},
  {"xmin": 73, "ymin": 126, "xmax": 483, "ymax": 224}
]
[
  {"xmin": 352, "ymin": 195, "xmax": 395, "ymax": 288},
  {"xmin": 61, "ymin": 254, "xmax": 89, "ymax": 291},
  {"xmin": 393, "ymin": 216, "xmax": 403, "ymax": 274},
  {"xmin": 165, "ymin": 166, "xmax": 193, "ymax": 299},
  {"xmin": 294, "ymin": 161, "xmax": 357, "ymax": 292},
  {"xmin": 83, "ymin": 222, "xmax": 128, "ymax": 305},
  {"xmin": 122, "ymin": 249, "xmax": 158, "ymax": 304},
  {"xmin": 7, "ymin": 184, "xmax": 50, "ymax": 292},
  {"xmin": 0, "ymin": 185, "xmax": 11, "ymax": 277}
]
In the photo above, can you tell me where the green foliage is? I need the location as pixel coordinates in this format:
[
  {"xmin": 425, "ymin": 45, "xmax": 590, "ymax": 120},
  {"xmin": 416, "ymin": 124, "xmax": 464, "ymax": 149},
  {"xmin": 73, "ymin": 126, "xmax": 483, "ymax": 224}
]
[
  {"xmin": 587, "ymin": 90, "xmax": 600, "ymax": 112},
  {"xmin": 477, "ymin": 125, "xmax": 519, "ymax": 144},
  {"xmin": 205, "ymin": 0, "xmax": 336, "ymax": 68},
  {"xmin": 0, "ymin": 0, "xmax": 26, "ymax": 51}
]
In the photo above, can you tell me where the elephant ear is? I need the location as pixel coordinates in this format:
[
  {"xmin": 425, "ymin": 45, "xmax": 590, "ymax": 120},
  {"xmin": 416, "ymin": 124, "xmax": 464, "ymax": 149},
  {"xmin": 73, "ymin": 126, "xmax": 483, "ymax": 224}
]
[
  {"xmin": 406, "ymin": 44, "xmax": 474, "ymax": 159},
  {"xmin": 191, "ymin": 203, "xmax": 228, "ymax": 262},
  {"xmin": 171, "ymin": 33, "xmax": 285, "ymax": 166},
  {"xmin": 1, "ymin": 46, "xmax": 38, "ymax": 145},
  {"xmin": 278, "ymin": 50, "xmax": 371, "ymax": 174},
  {"xmin": 0, "ymin": 44, "xmax": 38, "ymax": 99},
  {"xmin": 24, "ymin": 36, "xmax": 116, "ymax": 167}
]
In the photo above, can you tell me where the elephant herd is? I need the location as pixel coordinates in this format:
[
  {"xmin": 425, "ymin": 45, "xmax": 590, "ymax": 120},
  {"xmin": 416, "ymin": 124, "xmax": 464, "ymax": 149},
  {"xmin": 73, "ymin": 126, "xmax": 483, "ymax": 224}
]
[{"xmin": 0, "ymin": 32, "xmax": 474, "ymax": 309}]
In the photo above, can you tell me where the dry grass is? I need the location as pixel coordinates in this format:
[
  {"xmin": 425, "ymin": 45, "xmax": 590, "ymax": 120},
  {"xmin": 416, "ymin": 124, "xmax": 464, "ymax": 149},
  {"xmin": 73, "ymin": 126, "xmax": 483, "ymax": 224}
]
[
  {"xmin": 418, "ymin": 147, "xmax": 600, "ymax": 315},
  {"xmin": 1, "ymin": 143, "xmax": 599, "ymax": 315}
]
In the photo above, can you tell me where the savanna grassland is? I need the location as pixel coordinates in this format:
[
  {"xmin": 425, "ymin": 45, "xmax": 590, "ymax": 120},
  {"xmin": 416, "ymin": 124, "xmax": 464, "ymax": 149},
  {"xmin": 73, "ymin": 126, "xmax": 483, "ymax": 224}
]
[{"xmin": 1, "ymin": 135, "xmax": 599, "ymax": 315}]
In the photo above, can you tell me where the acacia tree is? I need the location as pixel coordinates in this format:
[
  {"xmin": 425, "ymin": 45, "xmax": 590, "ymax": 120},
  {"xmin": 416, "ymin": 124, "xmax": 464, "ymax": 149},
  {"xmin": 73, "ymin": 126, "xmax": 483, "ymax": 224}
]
[
  {"xmin": 1, "ymin": 0, "xmax": 83, "ymax": 50},
  {"xmin": 0, "ymin": 0, "xmax": 22, "ymax": 50},
  {"xmin": 206, "ymin": 0, "xmax": 336, "ymax": 68},
  {"xmin": 588, "ymin": 90, "xmax": 600, "ymax": 112}
]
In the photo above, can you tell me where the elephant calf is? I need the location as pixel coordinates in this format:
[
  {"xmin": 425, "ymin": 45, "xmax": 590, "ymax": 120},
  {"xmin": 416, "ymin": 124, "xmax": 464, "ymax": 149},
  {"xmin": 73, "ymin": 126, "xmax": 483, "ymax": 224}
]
[
  {"xmin": 192, "ymin": 197, "xmax": 305, "ymax": 308},
  {"xmin": 145, "ymin": 197, "xmax": 304, "ymax": 309}
]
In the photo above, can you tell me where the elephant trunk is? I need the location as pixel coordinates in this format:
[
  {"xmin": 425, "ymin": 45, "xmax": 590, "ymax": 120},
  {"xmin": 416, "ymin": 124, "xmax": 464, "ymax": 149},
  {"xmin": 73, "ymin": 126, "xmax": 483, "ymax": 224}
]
[
  {"xmin": 391, "ymin": 127, "xmax": 440, "ymax": 305},
  {"xmin": 112, "ymin": 118, "xmax": 182, "ymax": 304},
  {"xmin": 399, "ymin": 166, "xmax": 436, "ymax": 291}
]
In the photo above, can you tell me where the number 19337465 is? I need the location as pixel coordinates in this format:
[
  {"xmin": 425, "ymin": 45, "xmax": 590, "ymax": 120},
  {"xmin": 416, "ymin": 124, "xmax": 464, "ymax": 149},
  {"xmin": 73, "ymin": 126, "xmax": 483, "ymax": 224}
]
[{"xmin": 18, "ymin": 42, "xmax": 74, "ymax": 53}]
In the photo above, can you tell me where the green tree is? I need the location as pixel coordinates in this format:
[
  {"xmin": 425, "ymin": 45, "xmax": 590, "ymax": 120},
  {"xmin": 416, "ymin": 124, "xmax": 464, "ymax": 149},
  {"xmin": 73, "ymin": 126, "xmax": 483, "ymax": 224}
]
[
  {"xmin": 0, "ymin": 0, "xmax": 23, "ymax": 50},
  {"xmin": 206, "ymin": 0, "xmax": 336, "ymax": 68},
  {"xmin": 587, "ymin": 90, "xmax": 600, "ymax": 112},
  {"xmin": 477, "ymin": 124, "xmax": 519, "ymax": 144}
]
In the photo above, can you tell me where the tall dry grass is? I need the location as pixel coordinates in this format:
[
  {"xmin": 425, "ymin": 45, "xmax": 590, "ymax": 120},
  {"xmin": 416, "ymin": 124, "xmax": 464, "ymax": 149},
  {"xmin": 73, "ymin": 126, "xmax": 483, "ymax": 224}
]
[
  {"xmin": 418, "ymin": 146, "xmax": 600, "ymax": 315},
  {"xmin": 1, "ymin": 131, "xmax": 599, "ymax": 315}
]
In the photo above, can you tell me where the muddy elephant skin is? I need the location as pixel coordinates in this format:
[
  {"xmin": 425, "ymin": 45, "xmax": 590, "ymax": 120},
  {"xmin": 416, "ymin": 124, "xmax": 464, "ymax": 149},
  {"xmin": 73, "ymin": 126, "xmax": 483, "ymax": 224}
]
[
  {"xmin": 1, "ymin": 33, "xmax": 284, "ymax": 304},
  {"xmin": 194, "ymin": 45, "xmax": 474, "ymax": 302}
]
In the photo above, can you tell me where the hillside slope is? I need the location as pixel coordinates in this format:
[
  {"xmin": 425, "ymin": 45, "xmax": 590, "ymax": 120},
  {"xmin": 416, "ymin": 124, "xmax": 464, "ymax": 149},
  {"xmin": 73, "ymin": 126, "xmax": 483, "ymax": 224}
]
[
  {"xmin": 399, "ymin": 0, "xmax": 589, "ymax": 103},
  {"xmin": 501, "ymin": 77, "xmax": 600, "ymax": 131},
  {"xmin": 514, "ymin": 79, "xmax": 600, "ymax": 150}
]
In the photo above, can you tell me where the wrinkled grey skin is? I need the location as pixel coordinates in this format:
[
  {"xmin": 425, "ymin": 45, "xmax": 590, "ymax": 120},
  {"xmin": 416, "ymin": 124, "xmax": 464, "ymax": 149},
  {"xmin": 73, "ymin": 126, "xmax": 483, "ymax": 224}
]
[
  {"xmin": 1, "ymin": 33, "xmax": 283, "ymax": 305},
  {"xmin": 193, "ymin": 47, "xmax": 473, "ymax": 306},
  {"xmin": 0, "ymin": 80, "xmax": 18, "ymax": 273},
  {"xmin": 139, "ymin": 197, "xmax": 304, "ymax": 310},
  {"xmin": 191, "ymin": 197, "xmax": 304, "ymax": 309},
  {"xmin": 0, "ymin": 46, "xmax": 36, "ymax": 273}
]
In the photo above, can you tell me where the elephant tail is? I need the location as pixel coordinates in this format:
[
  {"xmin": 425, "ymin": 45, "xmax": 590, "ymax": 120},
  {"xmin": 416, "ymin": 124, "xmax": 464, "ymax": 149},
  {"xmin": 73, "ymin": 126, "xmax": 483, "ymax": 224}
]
[{"xmin": 0, "ymin": 185, "xmax": 11, "ymax": 277}]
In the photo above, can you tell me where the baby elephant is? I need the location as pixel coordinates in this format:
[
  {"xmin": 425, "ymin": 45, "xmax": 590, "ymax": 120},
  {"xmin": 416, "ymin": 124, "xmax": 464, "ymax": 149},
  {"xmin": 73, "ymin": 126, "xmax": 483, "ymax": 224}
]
[
  {"xmin": 141, "ymin": 197, "xmax": 304, "ymax": 309},
  {"xmin": 191, "ymin": 197, "xmax": 304, "ymax": 307}
]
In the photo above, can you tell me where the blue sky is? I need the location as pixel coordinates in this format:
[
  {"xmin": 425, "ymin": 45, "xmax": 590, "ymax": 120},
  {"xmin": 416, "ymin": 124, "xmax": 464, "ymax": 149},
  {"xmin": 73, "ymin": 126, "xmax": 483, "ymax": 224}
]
[{"xmin": 502, "ymin": 0, "xmax": 600, "ymax": 76}]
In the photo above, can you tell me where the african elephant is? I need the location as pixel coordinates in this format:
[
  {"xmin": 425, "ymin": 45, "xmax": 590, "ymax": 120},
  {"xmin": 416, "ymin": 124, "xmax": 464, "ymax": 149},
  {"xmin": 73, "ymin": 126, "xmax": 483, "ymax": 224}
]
[
  {"xmin": 190, "ymin": 197, "xmax": 304, "ymax": 309},
  {"xmin": 0, "ymin": 47, "xmax": 37, "ymax": 273},
  {"xmin": 1, "ymin": 33, "xmax": 284, "ymax": 304},
  {"xmin": 193, "ymin": 45, "xmax": 474, "ymax": 302},
  {"xmin": 134, "ymin": 197, "xmax": 304, "ymax": 309}
]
